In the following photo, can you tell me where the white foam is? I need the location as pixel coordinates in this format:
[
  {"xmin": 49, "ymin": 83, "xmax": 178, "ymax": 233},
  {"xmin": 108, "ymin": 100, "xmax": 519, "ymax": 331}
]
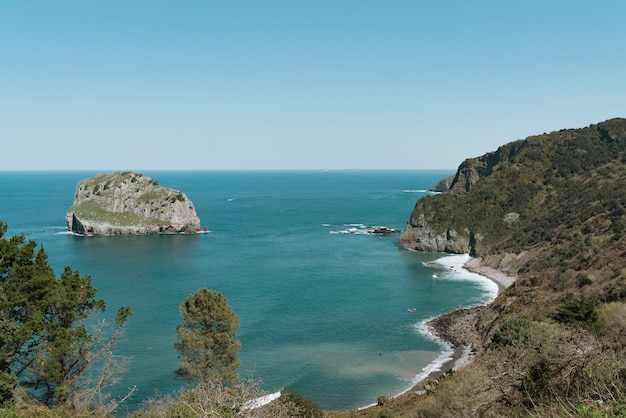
[
  {"xmin": 388, "ymin": 318, "xmax": 454, "ymax": 397},
  {"xmin": 327, "ymin": 223, "xmax": 400, "ymax": 235},
  {"xmin": 426, "ymin": 254, "xmax": 499, "ymax": 302},
  {"xmin": 388, "ymin": 255, "xmax": 500, "ymax": 400},
  {"xmin": 330, "ymin": 227, "xmax": 362, "ymax": 235},
  {"xmin": 402, "ymin": 189, "xmax": 440, "ymax": 194},
  {"xmin": 405, "ymin": 348, "xmax": 454, "ymax": 389},
  {"xmin": 65, "ymin": 231, "xmax": 87, "ymax": 237},
  {"xmin": 242, "ymin": 391, "xmax": 281, "ymax": 410}
]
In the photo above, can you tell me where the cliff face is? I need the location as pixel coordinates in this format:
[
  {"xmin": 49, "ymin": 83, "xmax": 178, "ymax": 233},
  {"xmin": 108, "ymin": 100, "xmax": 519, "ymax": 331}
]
[
  {"xmin": 427, "ymin": 173, "xmax": 455, "ymax": 192},
  {"xmin": 397, "ymin": 213, "xmax": 476, "ymax": 254},
  {"xmin": 399, "ymin": 118, "xmax": 626, "ymax": 263},
  {"xmin": 399, "ymin": 140, "xmax": 525, "ymax": 253},
  {"xmin": 66, "ymin": 172, "xmax": 201, "ymax": 236}
]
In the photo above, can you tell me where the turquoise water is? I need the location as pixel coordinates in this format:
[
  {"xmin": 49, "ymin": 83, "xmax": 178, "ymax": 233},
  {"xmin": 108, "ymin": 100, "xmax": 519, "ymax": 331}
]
[{"xmin": 0, "ymin": 170, "xmax": 496, "ymax": 413}]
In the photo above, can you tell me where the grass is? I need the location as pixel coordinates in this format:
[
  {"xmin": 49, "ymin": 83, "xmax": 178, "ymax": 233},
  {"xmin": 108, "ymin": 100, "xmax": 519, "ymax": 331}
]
[
  {"xmin": 70, "ymin": 201, "xmax": 166, "ymax": 227},
  {"xmin": 69, "ymin": 172, "xmax": 187, "ymax": 227}
]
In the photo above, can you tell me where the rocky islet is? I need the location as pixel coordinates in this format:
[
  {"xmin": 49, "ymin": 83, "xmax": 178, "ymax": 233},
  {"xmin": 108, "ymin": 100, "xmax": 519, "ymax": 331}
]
[{"xmin": 66, "ymin": 171, "xmax": 202, "ymax": 236}]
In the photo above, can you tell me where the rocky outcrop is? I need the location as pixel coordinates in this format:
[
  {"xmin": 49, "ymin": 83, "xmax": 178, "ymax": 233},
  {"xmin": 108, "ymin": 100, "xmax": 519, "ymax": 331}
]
[
  {"xmin": 397, "ymin": 211, "xmax": 477, "ymax": 254},
  {"xmin": 66, "ymin": 172, "xmax": 202, "ymax": 236},
  {"xmin": 447, "ymin": 140, "xmax": 523, "ymax": 195},
  {"xmin": 399, "ymin": 138, "xmax": 525, "ymax": 253},
  {"xmin": 399, "ymin": 118, "xmax": 626, "ymax": 258},
  {"xmin": 427, "ymin": 174, "xmax": 455, "ymax": 192}
]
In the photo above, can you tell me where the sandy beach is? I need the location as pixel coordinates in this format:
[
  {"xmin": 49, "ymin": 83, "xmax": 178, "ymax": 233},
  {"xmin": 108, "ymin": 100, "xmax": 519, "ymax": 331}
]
[{"xmin": 403, "ymin": 256, "xmax": 516, "ymax": 394}]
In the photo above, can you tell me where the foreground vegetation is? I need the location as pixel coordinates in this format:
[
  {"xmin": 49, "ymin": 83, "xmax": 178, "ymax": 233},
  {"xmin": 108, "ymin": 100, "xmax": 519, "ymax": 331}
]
[
  {"xmin": 0, "ymin": 229, "xmax": 321, "ymax": 417},
  {"xmin": 0, "ymin": 221, "xmax": 132, "ymax": 415}
]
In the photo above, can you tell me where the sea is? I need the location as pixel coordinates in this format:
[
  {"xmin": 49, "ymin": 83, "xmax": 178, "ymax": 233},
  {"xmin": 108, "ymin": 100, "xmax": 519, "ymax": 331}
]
[{"xmin": 0, "ymin": 170, "xmax": 498, "ymax": 414}]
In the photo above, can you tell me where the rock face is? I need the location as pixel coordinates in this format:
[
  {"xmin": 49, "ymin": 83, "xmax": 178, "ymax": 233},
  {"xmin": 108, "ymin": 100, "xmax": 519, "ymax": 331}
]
[
  {"xmin": 397, "ymin": 212, "xmax": 477, "ymax": 254},
  {"xmin": 399, "ymin": 132, "xmax": 527, "ymax": 253},
  {"xmin": 427, "ymin": 173, "xmax": 455, "ymax": 192},
  {"xmin": 399, "ymin": 118, "xmax": 626, "ymax": 257},
  {"xmin": 66, "ymin": 172, "xmax": 201, "ymax": 236}
]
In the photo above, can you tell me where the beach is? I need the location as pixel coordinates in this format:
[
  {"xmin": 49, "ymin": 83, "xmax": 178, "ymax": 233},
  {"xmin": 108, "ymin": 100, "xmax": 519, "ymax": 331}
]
[
  {"xmin": 404, "ymin": 256, "xmax": 516, "ymax": 394},
  {"xmin": 463, "ymin": 257, "xmax": 517, "ymax": 292}
]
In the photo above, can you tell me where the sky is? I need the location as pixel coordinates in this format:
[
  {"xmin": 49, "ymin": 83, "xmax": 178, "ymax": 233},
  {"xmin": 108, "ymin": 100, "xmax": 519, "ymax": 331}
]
[{"xmin": 2, "ymin": 1, "xmax": 625, "ymax": 171}]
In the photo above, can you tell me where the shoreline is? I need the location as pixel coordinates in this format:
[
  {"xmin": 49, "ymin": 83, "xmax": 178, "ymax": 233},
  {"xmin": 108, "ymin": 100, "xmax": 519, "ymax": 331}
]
[
  {"xmin": 399, "ymin": 255, "xmax": 516, "ymax": 397},
  {"xmin": 463, "ymin": 256, "xmax": 516, "ymax": 293}
]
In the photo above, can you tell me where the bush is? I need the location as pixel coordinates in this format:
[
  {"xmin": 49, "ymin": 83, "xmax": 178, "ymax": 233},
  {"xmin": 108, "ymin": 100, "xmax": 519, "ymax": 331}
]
[
  {"xmin": 371, "ymin": 407, "xmax": 396, "ymax": 418},
  {"xmin": 410, "ymin": 363, "xmax": 499, "ymax": 417},
  {"xmin": 554, "ymin": 295, "xmax": 598, "ymax": 326},
  {"xmin": 133, "ymin": 378, "xmax": 303, "ymax": 418},
  {"xmin": 491, "ymin": 318, "xmax": 535, "ymax": 348},
  {"xmin": 0, "ymin": 370, "xmax": 17, "ymax": 407},
  {"xmin": 279, "ymin": 390, "xmax": 323, "ymax": 418},
  {"xmin": 597, "ymin": 302, "xmax": 626, "ymax": 344},
  {"xmin": 482, "ymin": 320, "xmax": 626, "ymax": 415}
]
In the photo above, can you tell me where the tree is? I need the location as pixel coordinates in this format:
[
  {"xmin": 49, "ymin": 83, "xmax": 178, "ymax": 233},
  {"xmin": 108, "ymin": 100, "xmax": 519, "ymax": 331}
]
[
  {"xmin": 0, "ymin": 220, "xmax": 132, "ymax": 409},
  {"xmin": 67, "ymin": 305, "xmax": 135, "ymax": 415},
  {"xmin": 175, "ymin": 288, "xmax": 241, "ymax": 385}
]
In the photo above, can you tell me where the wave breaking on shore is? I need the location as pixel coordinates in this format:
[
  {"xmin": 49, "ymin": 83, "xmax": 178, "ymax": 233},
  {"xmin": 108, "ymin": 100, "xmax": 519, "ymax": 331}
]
[{"xmin": 390, "ymin": 253, "xmax": 505, "ymax": 402}]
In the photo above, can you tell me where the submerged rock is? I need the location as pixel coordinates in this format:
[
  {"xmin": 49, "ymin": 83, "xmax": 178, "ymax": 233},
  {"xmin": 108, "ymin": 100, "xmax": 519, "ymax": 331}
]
[{"xmin": 66, "ymin": 171, "xmax": 201, "ymax": 236}]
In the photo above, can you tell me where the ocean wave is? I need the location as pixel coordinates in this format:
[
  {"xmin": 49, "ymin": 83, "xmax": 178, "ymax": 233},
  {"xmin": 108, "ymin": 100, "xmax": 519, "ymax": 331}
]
[
  {"xmin": 402, "ymin": 189, "xmax": 439, "ymax": 194},
  {"xmin": 425, "ymin": 254, "xmax": 499, "ymax": 302},
  {"xmin": 389, "ymin": 255, "xmax": 500, "ymax": 399},
  {"xmin": 405, "ymin": 348, "xmax": 454, "ymax": 390},
  {"xmin": 384, "ymin": 318, "xmax": 454, "ymax": 398},
  {"xmin": 327, "ymin": 223, "xmax": 400, "ymax": 235}
]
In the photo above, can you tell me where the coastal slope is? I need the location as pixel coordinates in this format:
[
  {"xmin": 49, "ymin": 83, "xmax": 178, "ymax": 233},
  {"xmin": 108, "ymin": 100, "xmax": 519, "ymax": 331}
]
[
  {"xmin": 384, "ymin": 118, "xmax": 626, "ymax": 417},
  {"xmin": 399, "ymin": 118, "xmax": 626, "ymax": 273},
  {"xmin": 66, "ymin": 172, "xmax": 202, "ymax": 236}
]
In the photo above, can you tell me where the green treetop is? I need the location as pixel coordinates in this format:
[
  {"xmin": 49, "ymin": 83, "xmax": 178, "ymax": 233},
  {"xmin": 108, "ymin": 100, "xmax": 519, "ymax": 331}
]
[
  {"xmin": 0, "ymin": 220, "xmax": 131, "ymax": 412},
  {"xmin": 175, "ymin": 288, "xmax": 241, "ymax": 385}
]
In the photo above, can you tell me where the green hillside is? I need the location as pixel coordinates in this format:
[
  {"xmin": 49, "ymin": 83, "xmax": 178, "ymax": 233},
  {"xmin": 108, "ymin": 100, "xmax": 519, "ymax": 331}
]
[
  {"xmin": 403, "ymin": 118, "xmax": 626, "ymax": 306},
  {"xmin": 365, "ymin": 118, "xmax": 626, "ymax": 417}
]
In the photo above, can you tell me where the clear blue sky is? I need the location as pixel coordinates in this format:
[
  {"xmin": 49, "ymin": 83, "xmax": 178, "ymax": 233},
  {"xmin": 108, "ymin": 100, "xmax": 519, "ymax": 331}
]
[{"xmin": 2, "ymin": 1, "xmax": 625, "ymax": 171}]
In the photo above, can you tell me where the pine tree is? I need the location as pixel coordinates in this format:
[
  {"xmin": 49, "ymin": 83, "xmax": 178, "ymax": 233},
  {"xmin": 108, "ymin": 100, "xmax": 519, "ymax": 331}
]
[
  {"xmin": 175, "ymin": 288, "xmax": 241, "ymax": 385},
  {"xmin": 0, "ymin": 220, "xmax": 132, "ymax": 409}
]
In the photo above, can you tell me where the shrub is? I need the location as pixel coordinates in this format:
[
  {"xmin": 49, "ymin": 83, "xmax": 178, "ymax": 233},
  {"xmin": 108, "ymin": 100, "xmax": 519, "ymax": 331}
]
[
  {"xmin": 410, "ymin": 363, "xmax": 499, "ymax": 417},
  {"xmin": 279, "ymin": 390, "xmax": 323, "ymax": 418},
  {"xmin": 491, "ymin": 318, "xmax": 535, "ymax": 348},
  {"xmin": 554, "ymin": 295, "xmax": 598, "ymax": 326},
  {"xmin": 578, "ymin": 273, "xmax": 595, "ymax": 287},
  {"xmin": 597, "ymin": 302, "xmax": 626, "ymax": 343},
  {"xmin": 371, "ymin": 407, "xmax": 396, "ymax": 418}
]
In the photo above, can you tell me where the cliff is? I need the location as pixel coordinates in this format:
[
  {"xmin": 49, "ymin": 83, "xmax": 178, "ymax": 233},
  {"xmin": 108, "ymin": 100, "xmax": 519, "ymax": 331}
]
[
  {"xmin": 389, "ymin": 118, "xmax": 626, "ymax": 416},
  {"xmin": 427, "ymin": 173, "xmax": 455, "ymax": 192},
  {"xmin": 66, "ymin": 172, "xmax": 202, "ymax": 236},
  {"xmin": 399, "ymin": 118, "xmax": 626, "ymax": 262}
]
